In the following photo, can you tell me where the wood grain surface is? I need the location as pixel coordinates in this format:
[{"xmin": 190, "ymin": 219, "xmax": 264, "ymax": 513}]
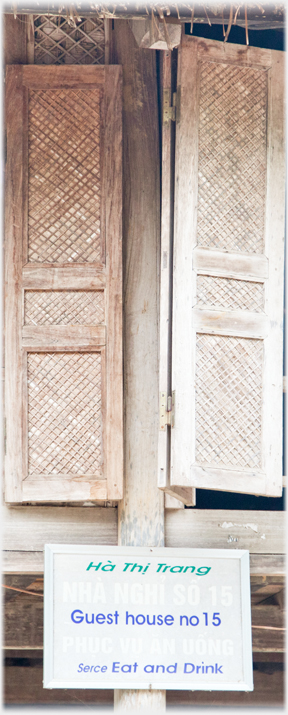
[{"xmin": 5, "ymin": 65, "xmax": 123, "ymax": 504}]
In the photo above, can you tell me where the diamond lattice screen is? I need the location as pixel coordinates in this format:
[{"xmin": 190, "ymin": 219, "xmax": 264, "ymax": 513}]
[
  {"xmin": 25, "ymin": 291, "xmax": 105, "ymax": 325},
  {"xmin": 27, "ymin": 353, "xmax": 102, "ymax": 475},
  {"xmin": 197, "ymin": 62, "xmax": 267, "ymax": 253},
  {"xmin": 197, "ymin": 276, "xmax": 264, "ymax": 312},
  {"xmin": 34, "ymin": 15, "xmax": 105, "ymax": 65},
  {"xmin": 28, "ymin": 88, "xmax": 102, "ymax": 263},
  {"xmin": 195, "ymin": 334, "xmax": 263, "ymax": 469}
]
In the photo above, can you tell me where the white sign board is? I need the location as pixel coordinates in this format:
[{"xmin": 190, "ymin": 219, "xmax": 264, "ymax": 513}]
[{"xmin": 44, "ymin": 545, "xmax": 253, "ymax": 691}]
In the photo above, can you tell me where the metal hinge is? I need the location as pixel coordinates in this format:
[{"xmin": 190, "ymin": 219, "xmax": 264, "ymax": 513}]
[
  {"xmin": 163, "ymin": 89, "xmax": 177, "ymax": 125},
  {"xmin": 159, "ymin": 391, "xmax": 175, "ymax": 430}
]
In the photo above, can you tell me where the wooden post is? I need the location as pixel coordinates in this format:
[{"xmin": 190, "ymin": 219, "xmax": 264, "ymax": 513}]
[
  {"xmin": 112, "ymin": 20, "xmax": 166, "ymax": 711},
  {"xmin": 26, "ymin": 15, "xmax": 34, "ymax": 64},
  {"xmin": 104, "ymin": 18, "xmax": 112, "ymax": 64},
  {"xmin": 4, "ymin": 14, "xmax": 27, "ymax": 65}
]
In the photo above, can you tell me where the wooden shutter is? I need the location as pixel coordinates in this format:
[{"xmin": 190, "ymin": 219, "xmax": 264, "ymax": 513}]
[
  {"xmin": 169, "ymin": 37, "xmax": 284, "ymax": 497},
  {"xmin": 5, "ymin": 65, "xmax": 123, "ymax": 503}
]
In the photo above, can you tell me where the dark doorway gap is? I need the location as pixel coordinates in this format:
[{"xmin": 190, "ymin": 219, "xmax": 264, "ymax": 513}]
[
  {"xmin": 184, "ymin": 23, "xmax": 285, "ymax": 51},
  {"xmin": 186, "ymin": 488, "xmax": 285, "ymax": 510}
]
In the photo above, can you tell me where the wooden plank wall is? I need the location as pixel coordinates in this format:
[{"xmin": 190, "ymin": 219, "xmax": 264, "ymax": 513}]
[
  {"xmin": 166, "ymin": 509, "xmax": 285, "ymax": 552},
  {"xmin": 4, "ymin": 573, "xmax": 285, "ymax": 653},
  {"xmin": 4, "ymin": 505, "xmax": 285, "ymax": 658},
  {"xmin": 3, "ymin": 656, "xmax": 284, "ymax": 706},
  {"xmin": 3, "ymin": 506, "xmax": 285, "ymax": 572}
]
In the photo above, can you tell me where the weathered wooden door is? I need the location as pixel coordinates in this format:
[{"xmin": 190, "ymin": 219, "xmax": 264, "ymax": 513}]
[
  {"xmin": 158, "ymin": 37, "xmax": 285, "ymax": 500},
  {"xmin": 5, "ymin": 65, "xmax": 123, "ymax": 503}
]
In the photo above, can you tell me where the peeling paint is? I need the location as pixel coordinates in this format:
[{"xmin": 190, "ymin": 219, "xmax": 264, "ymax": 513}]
[
  {"xmin": 219, "ymin": 521, "xmax": 258, "ymax": 533},
  {"xmin": 244, "ymin": 523, "xmax": 258, "ymax": 533}
]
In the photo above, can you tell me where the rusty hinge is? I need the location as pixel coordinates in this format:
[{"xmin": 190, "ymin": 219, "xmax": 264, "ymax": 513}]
[
  {"xmin": 159, "ymin": 391, "xmax": 175, "ymax": 430},
  {"xmin": 163, "ymin": 89, "xmax": 177, "ymax": 125}
]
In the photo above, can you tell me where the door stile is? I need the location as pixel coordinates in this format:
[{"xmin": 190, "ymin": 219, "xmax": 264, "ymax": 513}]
[
  {"xmin": 5, "ymin": 66, "xmax": 25, "ymax": 502},
  {"xmin": 103, "ymin": 65, "xmax": 123, "ymax": 500},
  {"xmin": 158, "ymin": 50, "xmax": 173, "ymax": 491},
  {"xmin": 171, "ymin": 41, "xmax": 200, "ymax": 488}
]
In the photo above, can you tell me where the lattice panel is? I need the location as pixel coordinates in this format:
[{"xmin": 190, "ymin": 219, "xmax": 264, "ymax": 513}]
[
  {"xmin": 27, "ymin": 353, "xmax": 102, "ymax": 475},
  {"xmin": 195, "ymin": 334, "xmax": 263, "ymax": 469},
  {"xmin": 34, "ymin": 15, "xmax": 105, "ymax": 65},
  {"xmin": 25, "ymin": 291, "xmax": 105, "ymax": 325},
  {"xmin": 197, "ymin": 62, "xmax": 267, "ymax": 254},
  {"xmin": 28, "ymin": 88, "xmax": 102, "ymax": 263},
  {"xmin": 197, "ymin": 276, "xmax": 264, "ymax": 312}
]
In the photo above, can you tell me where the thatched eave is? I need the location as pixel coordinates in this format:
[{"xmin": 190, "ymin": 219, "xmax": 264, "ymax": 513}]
[{"xmin": 3, "ymin": 3, "xmax": 285, "ymax": 30}]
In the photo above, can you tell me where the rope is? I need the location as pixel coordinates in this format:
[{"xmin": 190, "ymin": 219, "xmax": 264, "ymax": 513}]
[{"xmin": 3, "ymin": 584, "xmax": 43, "ymax": 597}]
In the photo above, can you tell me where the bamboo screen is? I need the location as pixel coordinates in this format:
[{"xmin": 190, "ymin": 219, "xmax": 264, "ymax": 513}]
[
  {"xmin": 24, "ymin": 291, "xmax": 105, "ymax": 325},
  {"xmin": 194, "ymin": 59, "xmax": 267, "ymax": 471},
  {"xmin": 195, "ymin": 334, "xmax": 263, "ymax": 470},
  {"xmin": 196, "ymin": 61, "xmax": 267, "ymax": 254},
  {"xmin": 28, "ymin": 87, "xmax": 102, "ymax": 263},
  {"xmin": 33, "ymin": 15, "xmax": 105, "ymax": 65},
  {"xmin": 26, "ymin": 82, "xmax": 104, "ymax": 481},
  {"xmin": 27, "ymin": 352, "xmax": 103, "ymax": 476},
  {"xmin": 196, "ymin": 276, "xmax": 264, "ymax": 312}
]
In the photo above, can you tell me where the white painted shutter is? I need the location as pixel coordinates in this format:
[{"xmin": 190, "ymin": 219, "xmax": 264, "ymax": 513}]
[{"xmin": 171, "ymin": 37, "xmax": 284, "ymax": 497}]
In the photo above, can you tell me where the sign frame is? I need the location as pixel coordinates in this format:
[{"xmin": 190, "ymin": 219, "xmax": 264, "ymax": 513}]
[{"xmin": 44, "ymin": 544, "xmax": 253, "ymax": 691}]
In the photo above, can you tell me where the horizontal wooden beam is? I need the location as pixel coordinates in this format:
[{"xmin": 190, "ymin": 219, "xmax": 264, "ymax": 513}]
[
  {"xmin": 3, "ymin": 507, "xmax": 284, "ymax": 573},
  {"xmin": 4, "ymin": 663, "xmax": 113, "ymax": 705},
  {"xmin": 3, "ymin": 663, "xmax": 284, "ymax": 706},
  {"xmin": 3, "ymin": 505, "xmax": 117, "ymax": 552},
  {"xmin": 4, "ymin": 663, "xmax": 284, "ymax": 706},
  {"xmin": 3, "ymin": 552, "xmax": 285, "ymax": 578},
  {"xmin": 249, "ymin": 553, "xmax": 285, "ymax": 576},
  {"xmin": 165, "ymin": 509, "xmax": 285, "ymax": 553},
  {"xmin": 167, "ymin": 666, "xmax": 284, "ymax": 705},
  {"xmin": 252, "ymin": 605, "xmax": 285, "ymax": 652},
  {"xmin": 2, "ymin": 649, "xmax": 282, "ymax": 662},
  {"xmin": 3, "ymin": 589, "xmax": 284, "ymax": 652}
]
